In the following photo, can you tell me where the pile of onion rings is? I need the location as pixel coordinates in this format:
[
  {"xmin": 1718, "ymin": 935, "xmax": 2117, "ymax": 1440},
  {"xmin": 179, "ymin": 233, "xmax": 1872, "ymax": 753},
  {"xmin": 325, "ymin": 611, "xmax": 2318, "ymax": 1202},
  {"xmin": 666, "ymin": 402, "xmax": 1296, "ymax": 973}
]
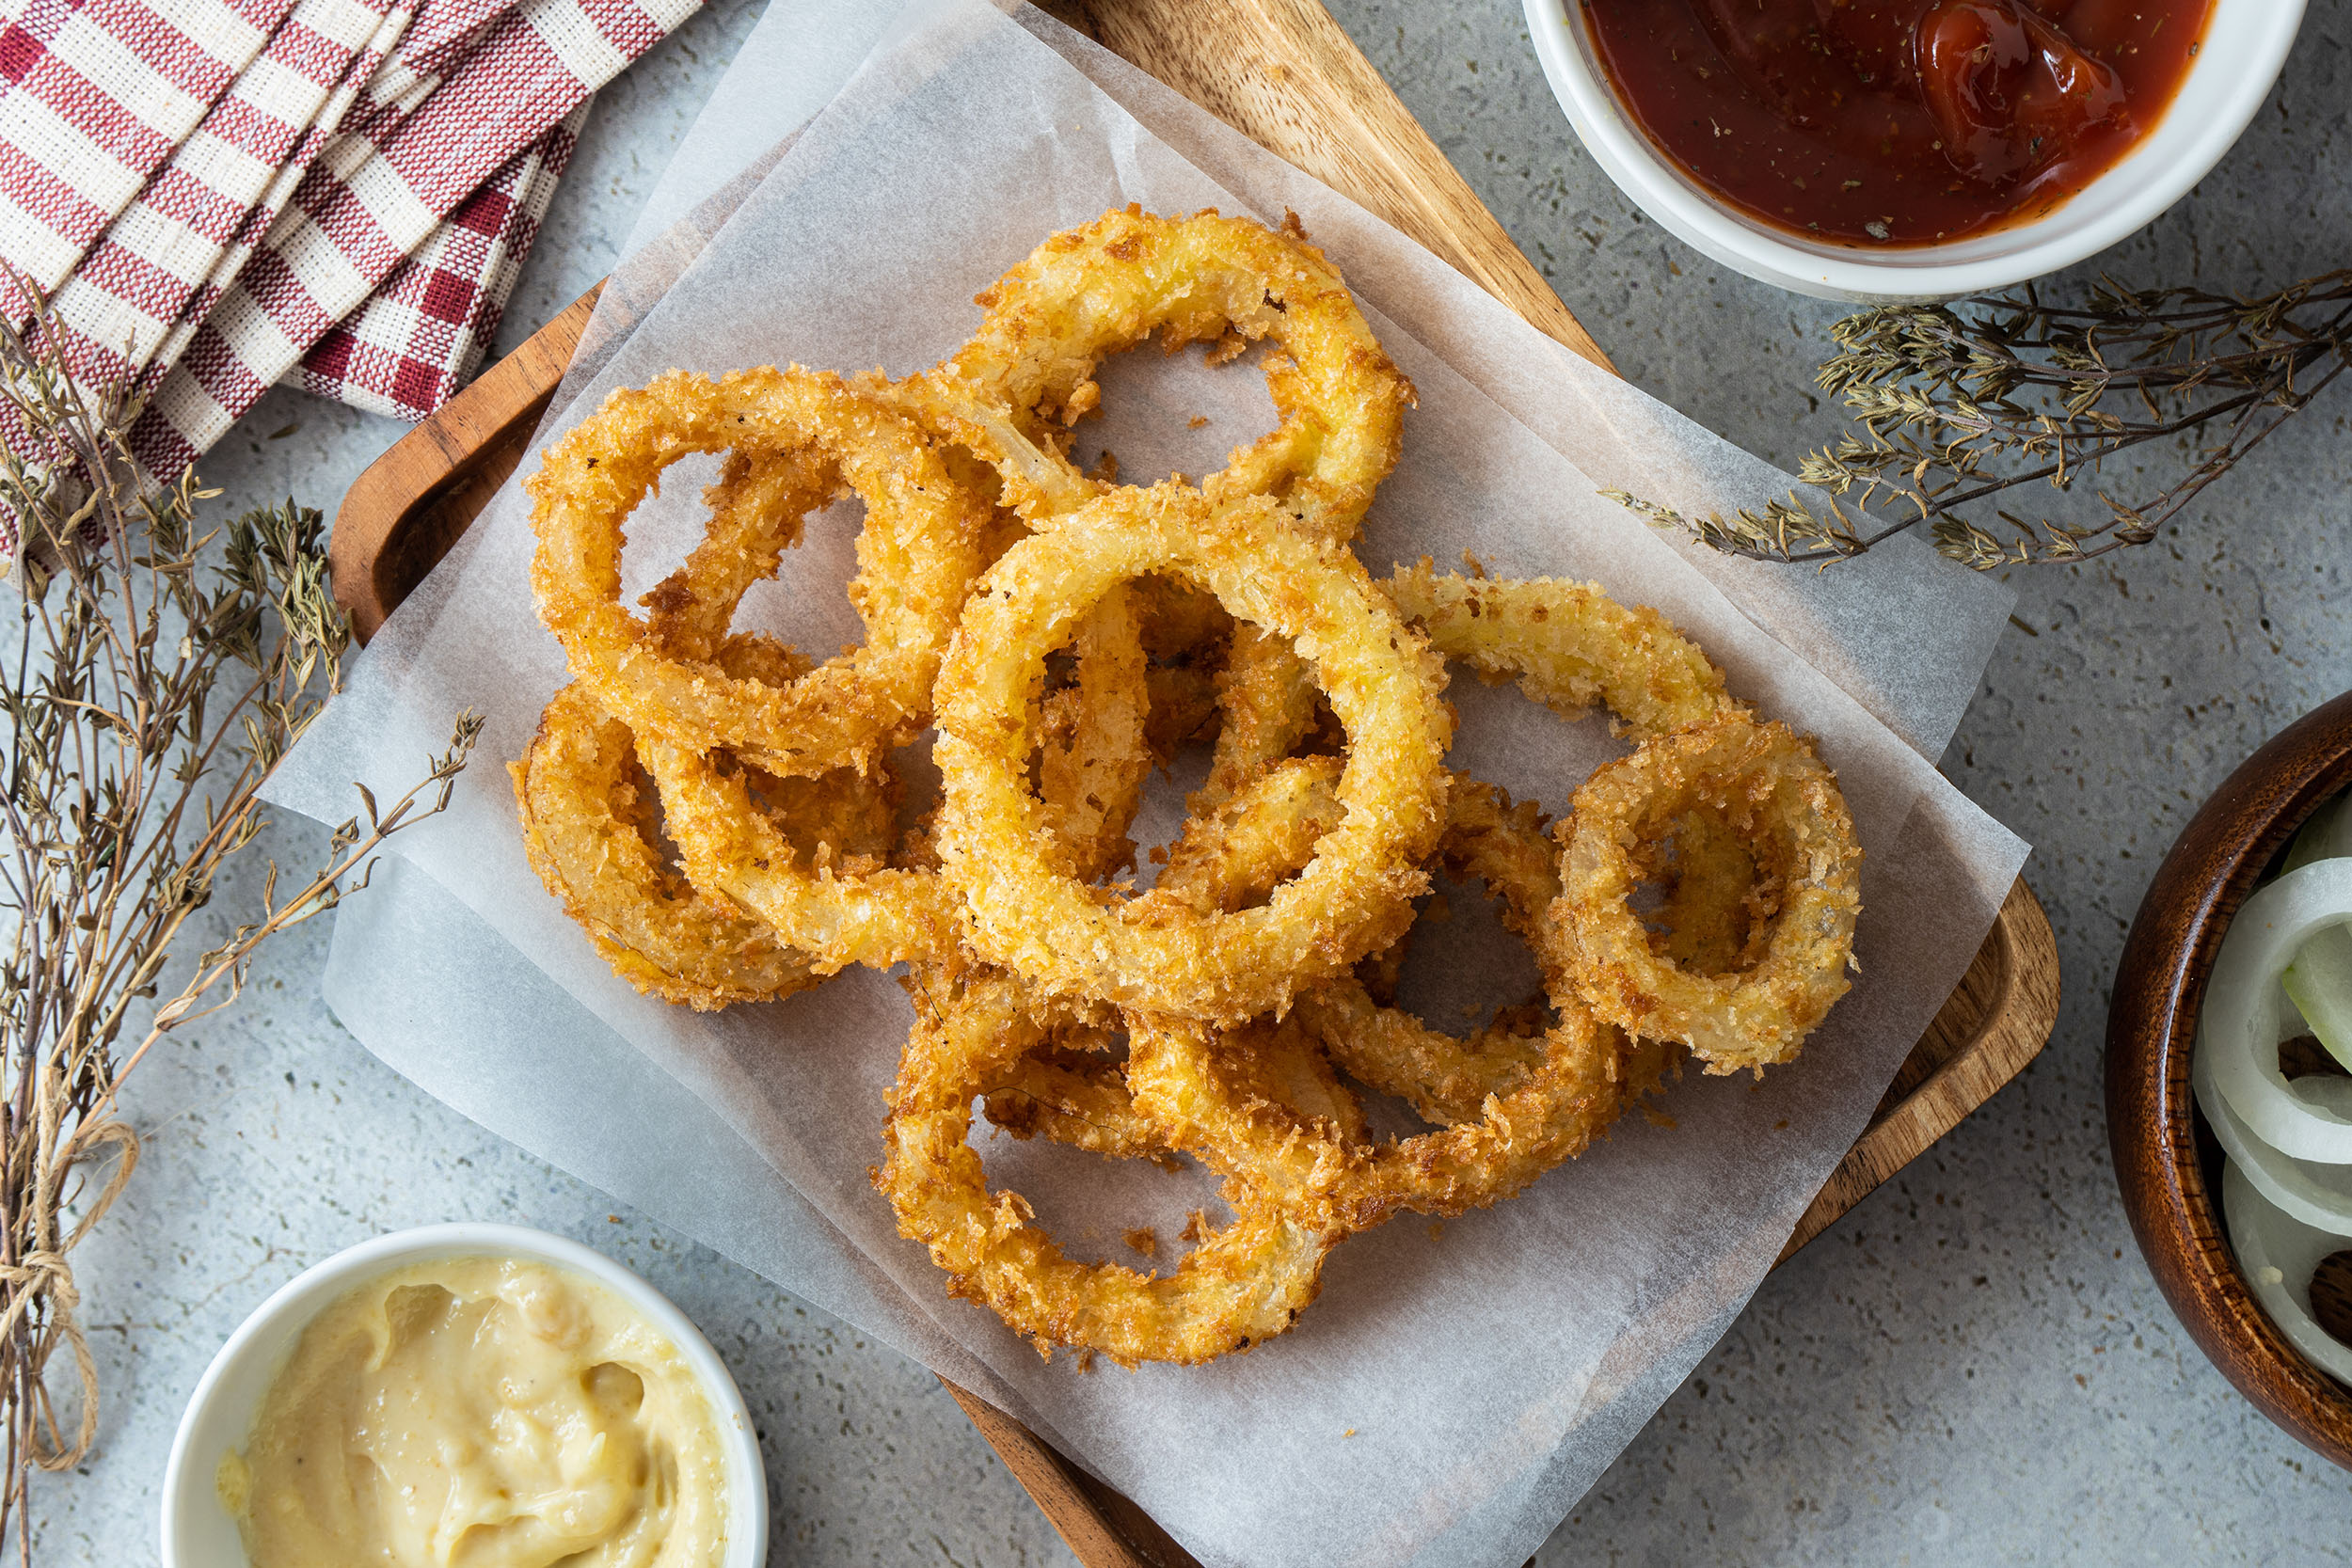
[{"xmin": 515, "ymin": 206, "xmax": 1865, "ymax": 1366}]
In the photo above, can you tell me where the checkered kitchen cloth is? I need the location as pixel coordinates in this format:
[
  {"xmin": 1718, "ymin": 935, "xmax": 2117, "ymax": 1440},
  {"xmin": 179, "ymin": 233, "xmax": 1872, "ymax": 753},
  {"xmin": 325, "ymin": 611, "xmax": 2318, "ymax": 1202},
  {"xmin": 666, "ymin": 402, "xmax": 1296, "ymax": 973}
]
[{"xmin": 0, "ymin": 0, "xmax": 701, "ymax": 505}]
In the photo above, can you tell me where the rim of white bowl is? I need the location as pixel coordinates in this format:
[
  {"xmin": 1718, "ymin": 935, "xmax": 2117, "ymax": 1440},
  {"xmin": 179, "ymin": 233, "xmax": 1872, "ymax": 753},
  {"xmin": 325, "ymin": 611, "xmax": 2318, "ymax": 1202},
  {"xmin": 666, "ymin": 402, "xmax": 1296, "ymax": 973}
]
[
  {"xmin": 160, "ymin": 1223, "xmax": 768, "ymax": 1568},
  {"xmin": 1521, "ymin": 0, "xmax": 2310, "ymax": 302}
]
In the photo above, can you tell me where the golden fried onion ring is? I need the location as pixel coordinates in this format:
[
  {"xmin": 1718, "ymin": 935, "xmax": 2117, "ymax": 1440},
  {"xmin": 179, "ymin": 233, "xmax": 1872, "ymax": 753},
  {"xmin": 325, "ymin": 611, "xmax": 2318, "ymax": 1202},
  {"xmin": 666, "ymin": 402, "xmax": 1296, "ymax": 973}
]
[
  {"xmin": 926, "ymin": 206, "xmax": 1414, "ymax": 536},
  {"xmin": 1558, "ymin": 714, "xmax": 1863, "ymax": 1075},
  {"xmin": 1296, "ymin": 776, "xmax": 1567, "ymax": 1129},
  {"xmin": 933, "ymin": 484, "xmax": 1454, "ymax": 1022},
  {"xmin": 644, "ymin": 540, "xmax": 1159, "ymax": 979},
  {"xmin": 1035, "ymin": 584, "xmax": 1152, "ymax": 883},
  {"xmin": 637, "ymin": 444, "xmax": 835, "ymax": 661},
  {"xmin": 512, "ymin": 681, "xmax": 898, "ymax": 1009},
  {"xmin": 1125, "ymin": 771, "xmax": 1671, "ymax": 1218},
  {"xmin": 879, "ymin": 967, "xmax": 1352, "ymax": 1366},
  {"xmin": 644, "ymin": 731, "xmax": 951, "ymax": 977},
  {"xmin": 529, "ymin": 366, "xmax": 988, "ymax": 777},
  {"xmin": 1383, "ymin": 561, "xmax": 1733, "ymax": 738}
]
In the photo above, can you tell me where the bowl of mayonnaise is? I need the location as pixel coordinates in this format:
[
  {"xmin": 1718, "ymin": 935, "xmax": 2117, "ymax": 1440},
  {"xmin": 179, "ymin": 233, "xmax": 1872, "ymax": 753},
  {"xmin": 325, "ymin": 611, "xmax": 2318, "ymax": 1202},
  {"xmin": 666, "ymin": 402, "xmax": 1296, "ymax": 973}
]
[{"xmin": 162, "ymin": 1223, "xmax": 768, "ymax": 1568}]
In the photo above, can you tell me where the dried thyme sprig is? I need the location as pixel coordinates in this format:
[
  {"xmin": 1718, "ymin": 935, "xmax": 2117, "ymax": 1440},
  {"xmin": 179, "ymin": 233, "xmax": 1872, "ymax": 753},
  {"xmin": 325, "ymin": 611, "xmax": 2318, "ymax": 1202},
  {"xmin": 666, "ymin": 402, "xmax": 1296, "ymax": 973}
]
[
  {"xmin": 0, "ymin": 280, "xmax": 476, "ymax": 1557},
  {"xmin": 1608, "ymin": 272, "xmax": 2352, "ymax": 568}
]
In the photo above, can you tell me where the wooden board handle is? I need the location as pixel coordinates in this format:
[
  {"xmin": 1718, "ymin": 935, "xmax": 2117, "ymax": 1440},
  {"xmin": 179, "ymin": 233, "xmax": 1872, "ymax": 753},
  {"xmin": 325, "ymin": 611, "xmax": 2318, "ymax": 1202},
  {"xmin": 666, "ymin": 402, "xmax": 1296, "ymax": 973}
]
[
  {"xmin": 328, "ymin": 286, "xmax": 602, "ymax": 642},
  {"xmin": 1041, "ymin": 0, "xmax": 1613, "ymax": 373}
]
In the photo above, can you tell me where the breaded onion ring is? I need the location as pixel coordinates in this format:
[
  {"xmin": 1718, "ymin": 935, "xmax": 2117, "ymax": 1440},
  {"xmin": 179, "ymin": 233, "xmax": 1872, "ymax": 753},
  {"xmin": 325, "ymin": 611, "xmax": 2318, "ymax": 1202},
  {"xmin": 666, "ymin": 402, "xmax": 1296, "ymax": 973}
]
[
  {"xmin": 981, "ymin": 1016, "xmax": 1370, "ymax": 1158},
  {"xmin": 878, "ymin": 967, "xmax": 1348, "ymax": 1366},
  {"xmin": 981, "ymin": 773, "xmax": 1373, "ymax": 1160},
  {"xmin": 924, "ymin": 206, "xmax": 1414, "ymax": 536},
  {"xmin": 932, "ymin": 484, "xmax": 1454, "ymax": 1022},
  {"xmin": 980, "ymin": 1042, "xmax": 1176, "ymax": 1164},
  {"xmin": 1130, "ymin": 772, "xmax": 1673, "ymax": 1217},
  {"xmin": 1295, "ymin": 777, "xmax": 1568, "ymax": 1129},
  {"xmin": 637, "ymin": 444, "xmax": 836, "ymax": 660},
  {"xmin": 1383, "ymin": 561, "xmax": 1733, "ymax": 738},
  {"xmin": 644, "ymin": 731, "xmax": 952, "ymax": 976},
  {"xmin": 1558, "ymin": 714, "xmax": 1863, "ymax": 1075},
  {"xmin": 1185, "ymin": 626, "xmax": 1325, "ymax": 824},
  {"xmin": 1035, "ymin": 584, "xmax": 1152, "ymax": 882},
  {"xmin": 644, "ymin": 521, "xmax": 1155, "ymax": 976},
  {"xmin": 528, "ymin": 366, "xmax": 989, "ymax": 777},
  {"xmin": 511, "ymin": 682, "xmax": 898, "ymax": 1009}
]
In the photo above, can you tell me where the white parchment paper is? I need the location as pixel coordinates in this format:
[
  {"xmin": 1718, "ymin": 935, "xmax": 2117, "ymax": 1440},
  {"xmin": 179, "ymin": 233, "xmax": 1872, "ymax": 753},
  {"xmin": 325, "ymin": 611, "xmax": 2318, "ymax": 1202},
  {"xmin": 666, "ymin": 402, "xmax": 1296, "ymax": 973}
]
[{"xmin": 265, "ymin": 4, "xmax": 2032, "ymax": 1562}]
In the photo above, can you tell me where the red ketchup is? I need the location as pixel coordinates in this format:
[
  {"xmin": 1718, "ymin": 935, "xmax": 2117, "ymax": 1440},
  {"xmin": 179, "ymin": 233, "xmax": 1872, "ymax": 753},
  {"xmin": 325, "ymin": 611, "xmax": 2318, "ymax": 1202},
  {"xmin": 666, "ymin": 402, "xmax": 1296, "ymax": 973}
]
[{"xmin": 1581, "ymin": 0, "xmax": 2214, "ymax": 245}]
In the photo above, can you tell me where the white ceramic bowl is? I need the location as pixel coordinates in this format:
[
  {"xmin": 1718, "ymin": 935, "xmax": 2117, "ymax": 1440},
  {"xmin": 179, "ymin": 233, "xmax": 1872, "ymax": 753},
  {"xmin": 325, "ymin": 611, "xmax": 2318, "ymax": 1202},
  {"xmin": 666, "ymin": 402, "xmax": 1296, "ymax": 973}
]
[
  {"xmin": 1522, "ymin": 0, "xmax": 2309, "ymax": 301},
  {"xmin": 161, "ymin": 1224, "xmax": 768, "ymax": 1568}
]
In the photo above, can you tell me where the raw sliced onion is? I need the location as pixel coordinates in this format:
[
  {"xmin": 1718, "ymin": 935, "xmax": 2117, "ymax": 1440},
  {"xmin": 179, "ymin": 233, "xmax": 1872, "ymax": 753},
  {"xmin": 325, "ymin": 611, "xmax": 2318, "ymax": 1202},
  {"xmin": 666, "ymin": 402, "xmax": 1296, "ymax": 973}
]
[
  {"xmin": 2202, "ymin": 860, "xmax": 2352, "ymax": 1163},
  {"xmin": 2222, "ymin": 1161, "xmax": 2352, "ymax": 1379},
  {"xmin": 2283, "ymin": 789, "xmax": 2352, "ymax": 875},
  {"xmin": 2282, "ymin": 922, "xmax": 2352, "ymax": 1072},
  {"xmin": 2196, "ymin": 1040, "xmax": 2352, "ymax": 1234}
]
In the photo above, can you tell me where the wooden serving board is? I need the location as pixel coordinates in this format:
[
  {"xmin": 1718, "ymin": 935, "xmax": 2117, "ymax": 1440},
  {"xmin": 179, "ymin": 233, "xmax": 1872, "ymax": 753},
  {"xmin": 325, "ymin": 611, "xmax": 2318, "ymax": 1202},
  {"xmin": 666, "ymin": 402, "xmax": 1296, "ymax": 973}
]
[{"xmin": 327, "ymin": 3, "xmax": 2061, "ymax": 1562}]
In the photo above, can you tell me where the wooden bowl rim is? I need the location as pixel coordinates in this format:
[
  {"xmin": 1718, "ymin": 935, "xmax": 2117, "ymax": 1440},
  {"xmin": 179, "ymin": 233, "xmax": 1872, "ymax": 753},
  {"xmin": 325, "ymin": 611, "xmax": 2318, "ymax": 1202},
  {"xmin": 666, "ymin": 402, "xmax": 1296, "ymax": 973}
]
[{"xmin": 2106, "ymin": 689, "xmax": 2352, "ymax": 1467}]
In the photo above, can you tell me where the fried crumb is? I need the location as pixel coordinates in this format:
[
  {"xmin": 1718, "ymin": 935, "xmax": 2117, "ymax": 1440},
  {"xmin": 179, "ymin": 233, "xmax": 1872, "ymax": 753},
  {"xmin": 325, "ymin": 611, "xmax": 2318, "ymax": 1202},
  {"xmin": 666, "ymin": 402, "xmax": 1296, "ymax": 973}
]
[
  {"xmin": 1341, "ymin": 1427, "xmax": 1357, "ymax": 1438},
  {"xmin": 1124, "ymin": 1227, "xmax": 1158, "ymax": 1259},
  {"xmin": 1075, "ymin": 1348, "xmax": 1098, "ymax": 1372},
  {"xmin": 1180, "ymin": 1210, "xmax": 1209, "ymax": 1244},
  {"xmin": 1460, "ymin": 549, "xmax": 1489, "ymax": 579},
  {"xmin": 1187, "ymin": 414, "xmax": 1210, "ymax": 429},
  {"xmin": 1085, "ymin": 449, "xmax": 1120, "ymax": 483},
  {"xmin": 1641, "ymin": 1106, "xmax": 1678, "ymax": 1130}
]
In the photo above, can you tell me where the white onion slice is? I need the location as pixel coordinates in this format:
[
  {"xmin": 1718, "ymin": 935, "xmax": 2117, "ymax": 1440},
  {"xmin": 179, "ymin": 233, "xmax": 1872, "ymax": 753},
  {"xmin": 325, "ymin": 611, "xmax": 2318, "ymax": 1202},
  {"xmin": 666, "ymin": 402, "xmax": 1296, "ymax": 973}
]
[
  {"xmin": 2221, "ymin": 1160, "xmax": 2352, "ymax": 1383},
  {"xmin": 2284, "ymin": 790, "xmax": 2352, "ymax": 875},
  {"xmin": 2196, "ymin": 1040, "xmax": 2352, "ymax": 1235},
  {"xmin": 2202, "ymin": 860, "xmax": 2352, "ymax": 1162},
  {"xmin": 2282, "ymin": 922, "xmax": 2352, "ymax": 1071}
]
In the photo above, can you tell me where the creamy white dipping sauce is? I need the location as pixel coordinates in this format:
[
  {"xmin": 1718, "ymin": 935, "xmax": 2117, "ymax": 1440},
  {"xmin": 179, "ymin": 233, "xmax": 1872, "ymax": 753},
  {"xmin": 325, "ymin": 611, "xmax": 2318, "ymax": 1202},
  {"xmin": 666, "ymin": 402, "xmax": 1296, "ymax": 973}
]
[{"xmin": 219, "ymin": 1256, "xmax": 729, "ymax": 1568}]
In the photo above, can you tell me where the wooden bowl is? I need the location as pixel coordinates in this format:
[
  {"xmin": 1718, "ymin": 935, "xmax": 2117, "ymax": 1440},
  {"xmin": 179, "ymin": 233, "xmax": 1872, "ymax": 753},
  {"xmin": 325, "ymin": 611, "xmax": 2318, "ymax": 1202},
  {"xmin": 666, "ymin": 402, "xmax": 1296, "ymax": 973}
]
[{"xmin": 2108, "ymin": 689, "xmax": 2352, "ymax": 1468}]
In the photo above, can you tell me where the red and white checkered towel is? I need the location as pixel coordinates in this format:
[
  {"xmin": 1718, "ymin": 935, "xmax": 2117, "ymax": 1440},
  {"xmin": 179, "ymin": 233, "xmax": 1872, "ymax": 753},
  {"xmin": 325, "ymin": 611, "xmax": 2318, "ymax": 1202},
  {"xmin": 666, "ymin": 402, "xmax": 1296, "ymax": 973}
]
[{"xmin": 0, "ymin": 0, "xmax": 700, "ymax": 499}]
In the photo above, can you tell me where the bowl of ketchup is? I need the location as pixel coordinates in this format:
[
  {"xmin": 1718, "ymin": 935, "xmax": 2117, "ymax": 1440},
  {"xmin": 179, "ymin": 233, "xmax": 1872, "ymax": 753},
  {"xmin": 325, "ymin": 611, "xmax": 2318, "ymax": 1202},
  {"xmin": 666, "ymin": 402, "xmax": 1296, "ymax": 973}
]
[{"xmin": 1525, "ymin": 0, "xmax": 2306, "ymax": 300}]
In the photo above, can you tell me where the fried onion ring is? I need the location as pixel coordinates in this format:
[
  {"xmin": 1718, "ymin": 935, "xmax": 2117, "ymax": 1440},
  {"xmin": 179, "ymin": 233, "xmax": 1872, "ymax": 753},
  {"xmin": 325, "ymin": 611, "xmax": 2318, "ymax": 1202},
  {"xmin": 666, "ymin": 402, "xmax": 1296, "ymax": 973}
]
[
  {"xmin": 981, "ymin": 1015, "xmax": 1371, "ymax": 1158},
  {"xmin": 922, "ymin": 206, "xmax": 1414, "ymax": 536},
  {"xmin": 1558, "ymin": 714, "xmax": 1863, "ymax": 1075},
  {"xmin": 637, "ymin": 444, "xmax": 837, "ymax": 660},
  {"xmin": 644, "ymin": 731, "xmax": 952, "ymax": 977},
  {"xmin": 512, "ymin": 682, "xmax": 898, "ymax": 1009},
  {"xmin": 933, "ymin": 485, "xmax": 1454, "ymax": 1022},
  {"xmin": 878, "ymin": 967, "xmax": 1349, "ymax": 1365},
  {"xmin": 1125, "ymin": 770, "xmax": 1672, "ymax": 1217},
  {"xmin": 1035, "ymin": 584, "xmax": 1152, "ymax": 882},
  {"xmin": 528, "ymin": 366, "xmax": 989, "ymax": 776},
  {"xmin": 1383, "ymin": 561, "xmax": 1733, "ymax": 738},
  {"xmin": 1185, "ymin": 626, "xmax": 1325, "ymax": 824},
  {"xmin": 1295, "ymin": 777, "xmax": 1568, "ymax": 1129}
]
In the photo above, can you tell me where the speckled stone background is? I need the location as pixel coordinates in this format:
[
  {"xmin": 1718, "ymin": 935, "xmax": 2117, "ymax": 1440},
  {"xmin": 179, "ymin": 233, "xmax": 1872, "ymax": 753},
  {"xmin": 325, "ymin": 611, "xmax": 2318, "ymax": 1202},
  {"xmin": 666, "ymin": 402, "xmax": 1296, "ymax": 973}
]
[{"xmin": 46, "ymin": 1, "xmax": 2352, "ymax": 1563}]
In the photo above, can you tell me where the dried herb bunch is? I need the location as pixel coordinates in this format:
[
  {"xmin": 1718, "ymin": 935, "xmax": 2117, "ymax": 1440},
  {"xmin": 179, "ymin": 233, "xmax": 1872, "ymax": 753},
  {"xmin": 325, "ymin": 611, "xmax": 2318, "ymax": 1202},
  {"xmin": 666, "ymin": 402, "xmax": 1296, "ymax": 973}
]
[
  {"xmin": 1610, "ymin": 271, "xmax": 2352, "ymax": 568},
  {"xmin": 0, "ymin": 290, "xmax": 475, "ymax": 1550}
]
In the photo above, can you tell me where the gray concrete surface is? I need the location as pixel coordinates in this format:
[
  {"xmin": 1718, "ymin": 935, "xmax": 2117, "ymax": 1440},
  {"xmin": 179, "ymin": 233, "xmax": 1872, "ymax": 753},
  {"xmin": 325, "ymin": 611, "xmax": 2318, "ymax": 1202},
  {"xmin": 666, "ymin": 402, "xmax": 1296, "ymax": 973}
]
[{"xmin": 40, "ymin": 0, "xmax": 2352, "ymax": 1562}]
